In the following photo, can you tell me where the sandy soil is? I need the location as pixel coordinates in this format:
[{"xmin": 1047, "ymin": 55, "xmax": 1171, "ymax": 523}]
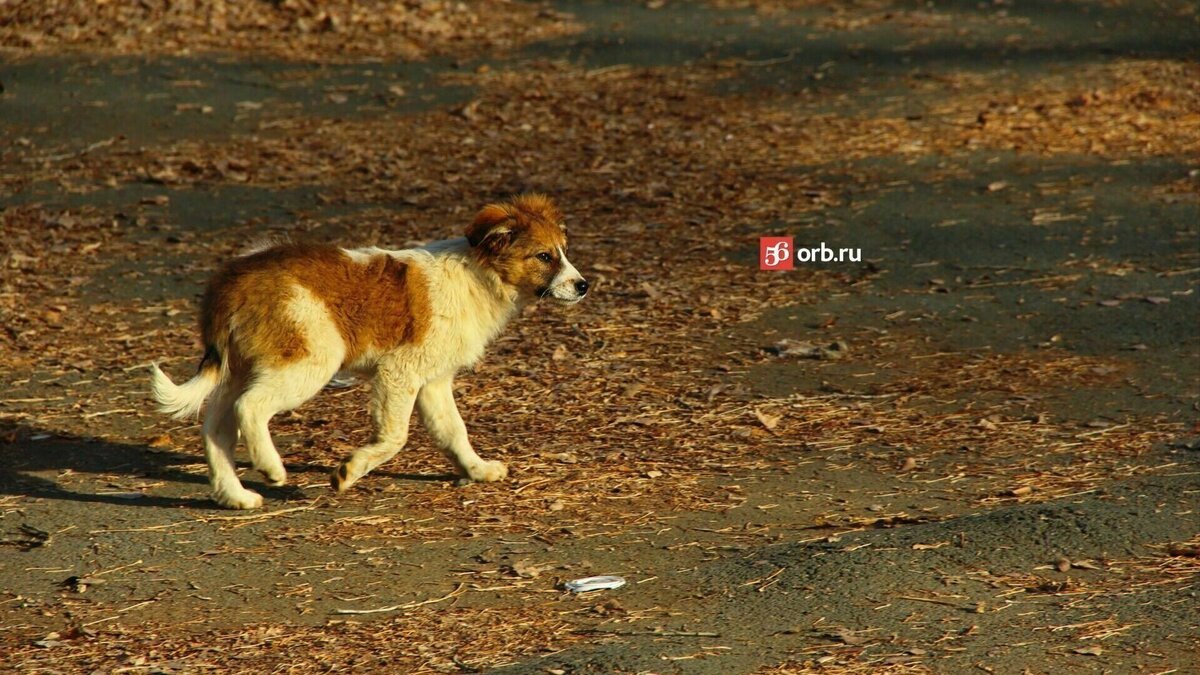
[{"xmin": 1, "ymin": 1, "xmax": 1198, "ymax": 673}]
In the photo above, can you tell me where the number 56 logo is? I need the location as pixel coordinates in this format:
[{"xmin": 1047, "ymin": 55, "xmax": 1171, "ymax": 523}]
[{"xmin": 760, "ymin": 237, "xmax": 794, "ymax": 270}]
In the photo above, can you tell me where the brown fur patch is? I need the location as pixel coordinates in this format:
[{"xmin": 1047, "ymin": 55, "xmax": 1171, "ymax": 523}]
[
  {"xmin": 202, "ymin": 244, "xmax": 431, "ymax": 369},
  {"xmin": 466, "ymin": 194, "xmax": 568, "ymax": 296}
]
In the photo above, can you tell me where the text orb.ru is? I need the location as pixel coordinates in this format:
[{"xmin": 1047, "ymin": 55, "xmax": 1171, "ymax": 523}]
[{"xmin": 759, "ymin": 237, "xmax": 861, "ymax": 270}]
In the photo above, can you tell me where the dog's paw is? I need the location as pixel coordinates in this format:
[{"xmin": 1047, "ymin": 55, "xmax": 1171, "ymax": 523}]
[
  {"xmin": 465, "ymin": 460, "xmax": 508, "ymax": 483},
  {"xmin": 261, "ymin": 466, "xmax": 287, "ymax": 487},
  {"xmin": 213, "ymin": 488, "xmax": 263, "ymax": 510},
  {"xmin": 330, "ymin": 460, "xmax": 359, "ymax": 493}
]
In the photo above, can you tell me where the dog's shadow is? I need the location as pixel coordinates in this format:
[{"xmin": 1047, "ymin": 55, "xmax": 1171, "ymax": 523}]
[{"xmin": 0, "ymin": 421, "xmax": 454, "ymax": 510}]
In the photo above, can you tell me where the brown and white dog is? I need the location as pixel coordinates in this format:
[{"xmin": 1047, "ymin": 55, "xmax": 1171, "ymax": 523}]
[{"xmin": 150, "ymin": 194, "xmax": 587, "ymax": 509}]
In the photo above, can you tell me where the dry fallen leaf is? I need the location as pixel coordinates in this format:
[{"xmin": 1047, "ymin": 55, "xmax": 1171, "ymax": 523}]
[
  {"xmin": 754, "ymin": 409, "xmax": 782, "ymax": 431},
  {"xmin": 147, "ymin": 434, "xmax": 173, "ymax": 448},
  {"xmin": 769, "ymin": 339, "xmax": 849, "ymax": 360},
  {"xmin": 510, "ymin": 560, "xmax": 550, "ymax": 579},
  {"xmin": 829, "ymin": 630, "xmax": 867, "ymax": 646}
]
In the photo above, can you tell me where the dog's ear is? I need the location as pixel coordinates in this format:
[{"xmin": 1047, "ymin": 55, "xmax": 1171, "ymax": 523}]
[{"xmin": 467, "ymin": 204, "xmax": 514, "ymax": 252}]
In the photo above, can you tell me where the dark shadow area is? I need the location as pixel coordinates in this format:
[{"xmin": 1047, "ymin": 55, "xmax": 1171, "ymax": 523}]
[
  {"xmin": 0, "ymin": 421, "xmax": 455, "ymax": 510},
  {"xmin": 494, "ymin": 469, "xmax": 1200, "ymax": 675},
  {"xmin": 528, "ymin": 0, "xmax": 1200, "ymax": 102},
  {"xmin": 0, "ymin": 55, "xmax": 474, "ymax": 149}
]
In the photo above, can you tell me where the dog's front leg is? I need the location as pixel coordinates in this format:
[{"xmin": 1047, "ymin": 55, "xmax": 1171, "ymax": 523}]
[
  {"xmin": 417, "ymin": 375, "xmax": 508, "ymax": 483},
  {"xmin": 331, "ymin": 373, "xmax": 418, "ymax": 493}
]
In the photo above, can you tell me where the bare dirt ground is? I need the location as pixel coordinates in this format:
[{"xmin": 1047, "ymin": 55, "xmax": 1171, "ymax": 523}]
[{"xmin": 2, "ymin": 1, "xmax": 1198, "ymax": 673}]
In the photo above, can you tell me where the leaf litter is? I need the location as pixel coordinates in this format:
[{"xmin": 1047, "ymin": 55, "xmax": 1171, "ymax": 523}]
[{"xmin": 2, "ymin": 2, "xmax": 1198, "ymax": 673}]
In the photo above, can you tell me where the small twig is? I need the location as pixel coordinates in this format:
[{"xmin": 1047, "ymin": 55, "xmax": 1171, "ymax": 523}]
[
  {"xmin": 584, "ymin": 64, "xmax": 633, "ymax": 79},
  {"xmin": 1159, "ymin": 266, "xmax": 1200, "ymax": 277},
  {"xmin": 0, "ymin": 397, "xmax": 66, "ymax": 404},
  {"xmin": 332, "ymin": 583, "xmax": 466, "ymax": 615},
  {"xmin": 451, "ymin": 653, "xmax": 481, "ymax": 673},
  {"xmin": 91, "ymin": 559, "xmax": 144, "ymax": 578},
  {"xmin": 90, "ymin": 522, "xmax": 193, "ymax": 534},
  {"xmin": 82, "ymin": 408, "xmax": 138, "ymax": 419},
  {"xmin": 725, "ymin": 49, "xmax": 801, "ymax": 68},
  {"xmin": 194, "ymin": 502, "xmax": 320, "ymax": 523},
  {"xmin": 897, "ymin": 594, "xmax": 964, "ymax": 607},
  {"xmin": 118, "ymin": 599, "xmax": 157, "ymax": 613},
  {"xmin": 1076, "ymin": 423, "xmax": 1131, "ymax": 438},
  {"xmin": 741, "ymin": 566, "xmax": 785, "ymax": 588},
  {"xmin": 42, "ymin": 135, "xmax": 122, "ymax": 162},
  {"xmin": 513, "ymin": 477, "xmax": 556, "ymax": 494},
  {"xmin": 574, "ymin": 628, "xmax": 721, "ymax": 638},
  {"xmin": 966, "ymin": 274, "xmax": 1082, "ymax": 289}
]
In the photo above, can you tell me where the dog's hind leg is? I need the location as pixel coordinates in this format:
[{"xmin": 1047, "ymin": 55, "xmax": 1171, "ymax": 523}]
[
  {"xmin": 417, "ymin": 375, "xmax": 507, "ymax": 483},
  {"xmin": 331, "ymin": 368, "xmax": 418, "ymax": 493},
  {"xmin": 236, "ymin": 359, "xmax": 336, "ymax": 489},
  {"xmin": 204, "ymin": 387, "xmax": 262, "ymax": 510}
]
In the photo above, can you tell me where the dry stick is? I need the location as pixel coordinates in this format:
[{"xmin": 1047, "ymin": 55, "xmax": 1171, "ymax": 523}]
[
  {"xmin": 450, "ymin": 654, "xmax": 482, "ymax": 673},
  {"xmin": 575, "ymin": 628, "xmax": 721, "ymax": 638},
  {"xmin": 1076, "ymin": 423, "xmax": 1131, "ymax": 437},
  {"xmin": 897, "ymin": 595, "xmax": 964, "ymax": 607},
  {"xmin": 734, "ymin": 52, "xmax": 799, "ymax": 67},
  {"xmin": 513, "ymin": 477, "xmax": 557, "ymax": 495},
  {"xmin": 966, "ymin": 274, "xmax": 1082, "ymax": 289},
  {"xmin": 585, "ymin": 64, "xmax": 633, "ymax": 79},
  {"xmin": 92, "ymin": 559, "xmax": 144, "ymax": 578},
  {"xmin": 332, "ymin": 583, "xmax": 467, "ymax": 615},
  {"xmin": 1160, "ymin": 266, "xmax": 1200, "ymax": 277},
  {"xmin": 118, "ymin": 599, "xmax": 157, "ymax": 613},
  {"xmin": 195, "ymin": 502, "xmax": 321, "ymax": 523},
  {"xmin": 82, "ymin": 408, "xmax": 138, "ymax": 419},
  {"xmin": 42, "ymin": 136, "xmax": 121, "ymax": 162},
  {"xmin": 89, "ymin": 522, "xmax": 193, "ymax": 534}
]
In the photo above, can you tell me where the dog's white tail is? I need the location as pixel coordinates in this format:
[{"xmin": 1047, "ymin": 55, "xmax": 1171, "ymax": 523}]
[{"xmin": 150, "ymin": 361, "xmax": 220, "ymax": 420}]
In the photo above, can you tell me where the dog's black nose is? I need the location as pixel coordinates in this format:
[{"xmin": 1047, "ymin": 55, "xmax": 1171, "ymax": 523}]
[{"xmin": 575, "ymin": 279, "xmax": 590, "ymax": 296}]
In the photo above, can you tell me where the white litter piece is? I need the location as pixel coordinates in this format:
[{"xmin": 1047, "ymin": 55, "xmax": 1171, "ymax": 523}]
[
  {"xmin": 564, "ymin": 575, "xmax": 626, "ymax": 593},
  {"xmin": 325, "ymin": 373, "xmax": 359, "ymax": 389}
]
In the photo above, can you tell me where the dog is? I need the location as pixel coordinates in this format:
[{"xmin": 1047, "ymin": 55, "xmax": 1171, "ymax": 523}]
[{"xmin": 150, "ymin": 194, "xmax": 587, "ymax": 509}]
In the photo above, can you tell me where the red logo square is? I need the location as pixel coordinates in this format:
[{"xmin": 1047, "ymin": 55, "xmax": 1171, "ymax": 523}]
[{"xmin": 760, "ymin": 237, "xmax": 794, "ymax": 270}]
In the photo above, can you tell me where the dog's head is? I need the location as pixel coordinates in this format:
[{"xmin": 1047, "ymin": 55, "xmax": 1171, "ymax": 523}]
[{"xmin": 466, "ymin": 194, "xmax": 588, "ymax": 304}]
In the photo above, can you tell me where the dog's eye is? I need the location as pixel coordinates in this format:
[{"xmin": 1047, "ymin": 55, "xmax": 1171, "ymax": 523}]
[{"xmin": 536, "ymin": 252, "xmax": 554, "ymax": 263}]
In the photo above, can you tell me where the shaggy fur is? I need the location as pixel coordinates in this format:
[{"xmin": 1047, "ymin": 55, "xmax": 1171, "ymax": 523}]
[{"xmin": 150, "ymin": 194, "xmax": 587, "ymax": 509}]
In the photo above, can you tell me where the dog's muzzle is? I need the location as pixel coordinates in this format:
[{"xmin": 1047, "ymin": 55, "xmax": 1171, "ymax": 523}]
[{"xmin": 547, "ymin": 248, "xmax": 587, "ymax": 304}]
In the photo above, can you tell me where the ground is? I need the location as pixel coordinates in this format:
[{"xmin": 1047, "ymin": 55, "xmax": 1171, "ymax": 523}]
[{"xmin": 1, "ymin": 0, "xmax": 1198, "ymax": 673}]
